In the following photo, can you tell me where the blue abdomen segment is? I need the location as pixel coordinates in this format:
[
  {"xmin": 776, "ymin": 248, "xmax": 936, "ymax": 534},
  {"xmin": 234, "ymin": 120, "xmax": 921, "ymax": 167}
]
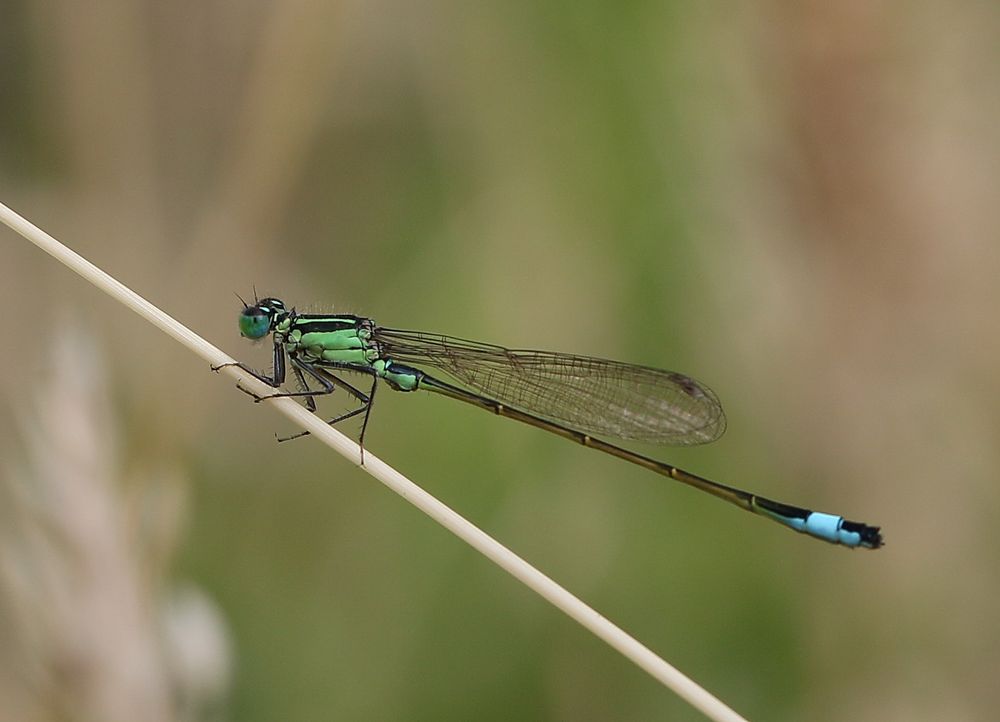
[
  {"xmin": 753, "ymin": 498, "xmax": 881, "ymax": 549},
  {"xmin": 785, "ymin": 512, "xmax": 861, "ymax": 547}
]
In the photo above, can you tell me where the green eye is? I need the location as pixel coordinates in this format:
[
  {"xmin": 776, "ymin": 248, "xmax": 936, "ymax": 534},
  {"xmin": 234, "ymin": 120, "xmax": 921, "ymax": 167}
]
[{"xmin": 239, "ymin": 310, "xmax": 271, "ymax": 339}]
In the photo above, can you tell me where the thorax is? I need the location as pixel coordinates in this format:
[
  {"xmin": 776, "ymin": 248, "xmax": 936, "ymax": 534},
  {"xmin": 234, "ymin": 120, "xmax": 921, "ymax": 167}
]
[{"xmin": 279, "ymin": 313, "xmax": 381, "ymax": 366}]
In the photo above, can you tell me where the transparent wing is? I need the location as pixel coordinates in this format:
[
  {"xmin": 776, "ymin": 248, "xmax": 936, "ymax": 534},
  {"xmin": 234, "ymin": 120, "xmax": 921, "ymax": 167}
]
[{"xmin": 373, "ymin": 328, "xmax": 726, "ymax": 445}]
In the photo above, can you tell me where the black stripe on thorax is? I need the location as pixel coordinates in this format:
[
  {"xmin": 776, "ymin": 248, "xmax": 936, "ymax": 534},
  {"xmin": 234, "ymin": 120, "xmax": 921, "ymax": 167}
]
[{"xmin": 290, "ymin": 314, "xmax": 371, "ymax": 335}]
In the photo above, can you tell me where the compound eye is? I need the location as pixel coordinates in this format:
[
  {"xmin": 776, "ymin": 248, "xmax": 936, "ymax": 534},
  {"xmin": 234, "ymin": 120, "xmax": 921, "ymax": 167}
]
[{"xmin": 239, "ymin": 309, "xmax": 271, "ymax": 339}]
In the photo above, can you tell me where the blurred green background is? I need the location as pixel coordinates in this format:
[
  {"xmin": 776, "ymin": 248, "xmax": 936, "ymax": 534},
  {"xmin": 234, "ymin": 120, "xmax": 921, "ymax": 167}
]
[{"xmin": 2, "ymin": 1, "xmax": 999, "ymax": 720}]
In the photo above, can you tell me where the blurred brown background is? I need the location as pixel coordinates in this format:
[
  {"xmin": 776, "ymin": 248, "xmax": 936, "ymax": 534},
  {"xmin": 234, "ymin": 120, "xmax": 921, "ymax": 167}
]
[{"xmin": 1, "ymin": 1, "xmax": 998, "ymax": 720}]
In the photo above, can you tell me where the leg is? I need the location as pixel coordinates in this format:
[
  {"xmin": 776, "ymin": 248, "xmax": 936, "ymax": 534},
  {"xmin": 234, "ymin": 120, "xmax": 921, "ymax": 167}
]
[
  {"xmin": 280, "ymin": 368, "xmax": 379, "ymax": 464},
  {"xmin": 225, "ymin": 359, "xmax": 326, "ymax": 409},
  {"xmin": 213, "ymin": 338, "xmax": 288, "ymax": 388},
  {"xmin": 215, "ymin": 343, "xmax": 350, "ymax": 405},
  {"xmin": 236, "ymin": 358, "xmax": 345, "ymax": 405},
  {"xmin": 292, "ymin": 364, "xmax": 318, "ymax": 412},
  {"xmin": 356, "ymin": 372, "xmax": 379, "ymax": 453},
  {"xmin": 277, "ymin": 404, "xmax": 369, "ymax": 443},
  {"xmin": 256, "ymin": 358, "xmax": 380, "ymax": 407},
  {"xmin": 247, "ymin": 358, "xmax": 338, "ymax": 403},
  {"xmin": 213, "ymin": 360, "xmax": 282, "ymax": 393}
]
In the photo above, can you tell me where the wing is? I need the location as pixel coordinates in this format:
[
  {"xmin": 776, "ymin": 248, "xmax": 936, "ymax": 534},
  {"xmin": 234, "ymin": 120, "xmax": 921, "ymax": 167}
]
[{"xmin": 373, "ymin": 328, "xmax": 726, "ymax": 445}]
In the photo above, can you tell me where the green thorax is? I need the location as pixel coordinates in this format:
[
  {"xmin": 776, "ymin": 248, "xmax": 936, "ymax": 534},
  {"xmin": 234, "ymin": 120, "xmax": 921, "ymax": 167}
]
[
  {"xmin": 276, "ymin": 313, "xmax": 381, "ymax": 367},
  {"xmin": 270, "ymin": 312, "xmax": 418, "ymax": 391},
  {"xmin": 277, "ymin": 312, "xmax": 421, "ymax": 391}
]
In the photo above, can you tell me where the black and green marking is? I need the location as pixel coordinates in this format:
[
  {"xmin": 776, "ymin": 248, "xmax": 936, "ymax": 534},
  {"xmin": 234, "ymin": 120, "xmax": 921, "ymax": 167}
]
[{"xmin": 223, "ymin": 296, "xmax": 882, "ymax": 549}]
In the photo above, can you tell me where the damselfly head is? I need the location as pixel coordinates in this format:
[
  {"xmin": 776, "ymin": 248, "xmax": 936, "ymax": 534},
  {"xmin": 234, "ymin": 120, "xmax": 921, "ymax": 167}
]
[{"xmin": 239, "ymin": 297, "xmax": 286, "ymax": 339}]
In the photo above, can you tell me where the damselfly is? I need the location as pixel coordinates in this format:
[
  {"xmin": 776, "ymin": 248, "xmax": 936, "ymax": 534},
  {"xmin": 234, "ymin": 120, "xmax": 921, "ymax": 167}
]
[{"xmin": 221, "ymin": 296, "xmax": 882, "ymax": 549}]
